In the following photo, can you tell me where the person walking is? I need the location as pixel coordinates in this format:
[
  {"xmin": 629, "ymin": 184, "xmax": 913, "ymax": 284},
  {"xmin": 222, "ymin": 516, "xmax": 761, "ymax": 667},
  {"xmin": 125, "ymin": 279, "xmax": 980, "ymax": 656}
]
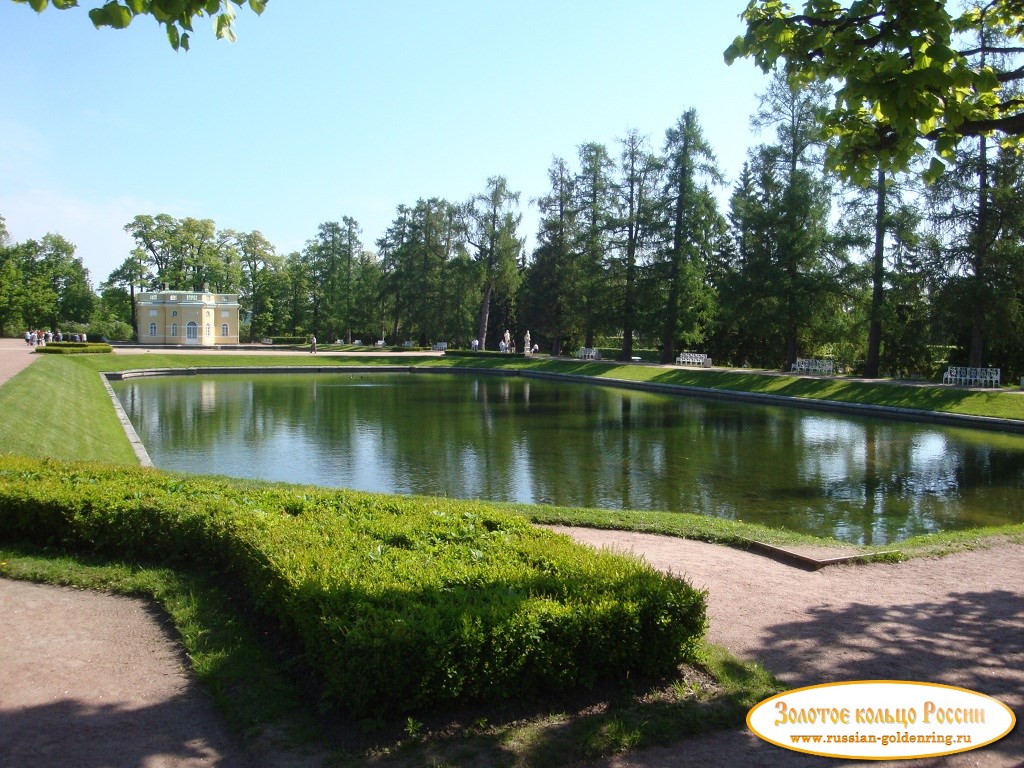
[{"xmin": 310, "ymin": 335, "xmax": 317, "ymax": 354}]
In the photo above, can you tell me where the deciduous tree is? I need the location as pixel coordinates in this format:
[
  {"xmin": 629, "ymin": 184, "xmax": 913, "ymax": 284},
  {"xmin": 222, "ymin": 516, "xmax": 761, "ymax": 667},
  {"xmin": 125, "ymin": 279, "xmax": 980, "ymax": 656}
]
[
  {"xmin": 726, "ymin": 0, "xmax": 1024, "ymax": 183},
  {"xmin": 12, "ymin": 0, "xmax": 267, "ymax": 50}
]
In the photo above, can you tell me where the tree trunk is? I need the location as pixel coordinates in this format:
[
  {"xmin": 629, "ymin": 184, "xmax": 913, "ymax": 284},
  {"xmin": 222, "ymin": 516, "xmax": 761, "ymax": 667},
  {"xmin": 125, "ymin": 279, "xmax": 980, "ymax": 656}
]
[
  {"xmin": 619, "ymin": 242, "xmax": 636, "ymax": 361},
  {"xmin": 968, "ymin": 134, "xmax": 989, "ymax": 368},
  {"xmin": 129, "ymin": 282, "xmax": 138, "ymax": 341},
  {"xmin": 661, "ymin": 259, "xmax": 681, "ymax": 364},
  {"xmin": 864, "ymin": 162, "xmax": 887, "ymax": 378},
  {"xmin": 477, "ymin": 280, "xmax": 493, "ymax": 350}
]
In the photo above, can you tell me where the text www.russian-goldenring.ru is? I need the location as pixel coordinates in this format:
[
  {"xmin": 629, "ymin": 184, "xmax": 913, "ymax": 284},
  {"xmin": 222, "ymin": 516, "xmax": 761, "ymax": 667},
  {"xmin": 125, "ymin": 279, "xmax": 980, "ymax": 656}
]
[{"xmin": 790, "ymin": 732, "xmax": 972, "ymax": 748}]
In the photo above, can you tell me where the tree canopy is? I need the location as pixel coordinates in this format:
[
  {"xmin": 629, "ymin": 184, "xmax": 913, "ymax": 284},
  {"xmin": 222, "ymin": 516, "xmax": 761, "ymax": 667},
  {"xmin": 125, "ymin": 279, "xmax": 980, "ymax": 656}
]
[
  {"xmin": 12, "ymin": 0, "xmax": 267, "ymax": 49},
  {"xmin": 725, "ymin": 0, "xmax": 1024, "ymax": 183}
]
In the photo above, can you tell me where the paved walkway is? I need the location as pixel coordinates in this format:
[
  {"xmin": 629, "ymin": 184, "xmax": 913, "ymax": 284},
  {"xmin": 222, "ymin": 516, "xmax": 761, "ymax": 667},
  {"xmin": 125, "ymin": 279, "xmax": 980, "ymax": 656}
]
[{"xmin": 0, "ymin": 337, "xmax": 39, "ymax": 383}]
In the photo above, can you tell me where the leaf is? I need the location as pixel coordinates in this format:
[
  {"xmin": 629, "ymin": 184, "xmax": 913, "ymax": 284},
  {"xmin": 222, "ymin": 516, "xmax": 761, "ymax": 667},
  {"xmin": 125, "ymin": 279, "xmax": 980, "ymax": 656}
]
[
  {"xmin": 29, "ymin": 0, "xmax": 48, "ymax": 11},
  {"xmin": 248, "ymin": 0, "xmax": 266, "ymax": 15},
  {"xmin": 106, "ymin": 2, "xmax": 133, "ymax": 28},
  {"xmin": 53, "ymin": 0, "xmax": 79, "ymax": 9},
  {"xmin": 215, "ymin": 13, "xmax": 237, "ymax": 42},
  {"xmin": 87, "ymin": 1, "xmax": 134, "ymax": 28},
  {"xmin": 923, "ymin": 157, "xmax": 946, "ymax": 183},
  {"xmin": 166, "ymin": 22, "xmax": 180, "ymax": 50},
  {"xmin": 125, "ymin": 0, "xmax": 145, "ymax": 12}
]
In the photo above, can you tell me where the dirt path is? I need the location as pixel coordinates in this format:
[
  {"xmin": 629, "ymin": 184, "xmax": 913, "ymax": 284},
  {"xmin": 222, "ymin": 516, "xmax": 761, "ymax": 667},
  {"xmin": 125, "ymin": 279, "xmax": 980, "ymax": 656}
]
[
  {"xmin": 1, "ymin": 339, "xmax": 1021, "ymax": 766},
  {"xmin": 559, "ymin": 528, "xmax": 1024, "ymax": 768},
  {"xmin": 0, "ymin": 579, "xmax": 252, "ymax": 768}
]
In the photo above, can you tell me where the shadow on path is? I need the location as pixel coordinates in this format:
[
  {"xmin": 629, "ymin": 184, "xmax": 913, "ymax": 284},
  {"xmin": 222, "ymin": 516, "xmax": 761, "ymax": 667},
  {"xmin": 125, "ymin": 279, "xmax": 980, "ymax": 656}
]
[
  {"xmin": 748, "ymin": 589, "xmax": 1023, "ymax": 766},
  {"xmin": 0, "ymin": 697, "xmax": 253, "ymax": 768}
]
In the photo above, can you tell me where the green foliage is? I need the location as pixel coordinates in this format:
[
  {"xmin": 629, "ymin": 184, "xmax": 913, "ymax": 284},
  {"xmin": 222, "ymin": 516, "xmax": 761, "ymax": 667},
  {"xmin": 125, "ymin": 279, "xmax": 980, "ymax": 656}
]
[
  {"xmin": 12, "ymin": 0, "xmax": 268, "ymax": 49},
  {"xmin": 596, "ymin": 347, "xmax": 659, "ymax": 363},
  {"xmin": 0, "ymin": 456, "xmax": 707, "ymax": 717},
  {"xmin": 378, "ymin": 198, "xmax": 480, "ymax": 347},
  {"xmin": 263, "ymin": 335, "xmax": 306, "ymax": 345},
  {"xmin": 468, "ymin": 176, "xmax": 523, "ymax": 350},
  {"xmin": 726, "ymin": 0, "xmax": 1024, "ymax": 183},
  {"xmin": 0, "ymin": 232, "xmax": 94, "ymax": 335},
  {"xmin": 444, "ymin": 349, "xmax": 527, "ymax": 359},
  {"xmin": 33, "ymin": 342, "xmax": 113, "ymax": 354},
  {"xmin": 124, "ymin": 214, "xmax": 238, "ymax": 293}
]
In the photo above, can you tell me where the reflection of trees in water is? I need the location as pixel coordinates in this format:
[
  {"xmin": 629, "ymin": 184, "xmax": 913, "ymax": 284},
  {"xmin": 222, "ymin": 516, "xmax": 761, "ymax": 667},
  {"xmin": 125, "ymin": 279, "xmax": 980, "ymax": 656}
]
[{"xmin": 112, "ymin": 375, "xmax": 1024, "ymax": 544}]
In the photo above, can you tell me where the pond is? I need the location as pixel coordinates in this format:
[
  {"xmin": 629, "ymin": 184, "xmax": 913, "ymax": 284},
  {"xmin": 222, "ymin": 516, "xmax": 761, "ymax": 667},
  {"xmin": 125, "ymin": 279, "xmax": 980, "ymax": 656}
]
[{"xmin": 111, "ymin": 371, "xmax": 1024, "ymax": 544}]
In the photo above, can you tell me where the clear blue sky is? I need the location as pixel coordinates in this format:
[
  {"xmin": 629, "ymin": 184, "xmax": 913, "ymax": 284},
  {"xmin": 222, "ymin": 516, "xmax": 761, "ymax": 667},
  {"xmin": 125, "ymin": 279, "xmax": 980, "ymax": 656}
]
[{"xmin": 0, "ymin": 1, "xmax": 770, "ymax": 285}]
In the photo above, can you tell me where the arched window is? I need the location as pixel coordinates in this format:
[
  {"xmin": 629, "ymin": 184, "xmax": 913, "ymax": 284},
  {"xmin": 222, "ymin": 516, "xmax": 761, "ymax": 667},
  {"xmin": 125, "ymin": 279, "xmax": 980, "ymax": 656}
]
[
  {"xmin": 186, "ymin": 321, "xmax": 198, "ymax": 340},
  {"xmin": 170, "ymin": 323, "xmax": 178, "ymax": 337},
  {"xmin": 148, "ymin": 323, "xmax": 157, "ymax": 336},
  {"xmin": 221, "ymin": 324, "xmax": 229, "ymax": 337}
]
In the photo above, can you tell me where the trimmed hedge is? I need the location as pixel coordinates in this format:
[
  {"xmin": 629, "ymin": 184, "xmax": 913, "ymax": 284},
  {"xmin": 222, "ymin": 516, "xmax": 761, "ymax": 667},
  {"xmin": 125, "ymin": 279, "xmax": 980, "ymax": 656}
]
[
  {"xmin": 445, "ymin": 349, "xmax": 528, "ymax": 359},
  {"xmin": 0, "ymin": 456, "xmax": 706, "ymax": 716},
  {"xmin": 33, "ymin": 342, "xmax": 113, "ymax": 355}
]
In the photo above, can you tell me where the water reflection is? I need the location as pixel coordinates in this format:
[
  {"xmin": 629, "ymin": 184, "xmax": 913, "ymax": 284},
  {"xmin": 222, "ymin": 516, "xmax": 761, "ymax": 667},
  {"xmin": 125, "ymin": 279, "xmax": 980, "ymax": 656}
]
[{"xmin": 112, "ymin": 373, "xmax": 1024, "ymax": 544}]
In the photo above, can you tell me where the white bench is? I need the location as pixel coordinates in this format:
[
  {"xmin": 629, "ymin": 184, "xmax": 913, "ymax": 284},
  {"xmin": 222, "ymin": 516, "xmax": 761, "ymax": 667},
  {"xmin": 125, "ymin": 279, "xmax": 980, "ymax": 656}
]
[
  {"xmin": 942, "ymin": 366, "xmax": 1001, "ymax": 388},
  {"xmin": 792, "ymin": 358, "xmax": 835, "ymax": 375},
  {"xmin": 401, "ymin": 340, "xmax": 415, "ymax": 348},
  {"xmin": 374, "ymin": 340, "xmax": 385, "ymax": 347},
  {"xmin": 432, "ymin": 341, "xmax": 448, "ymax": 351},
  {"xmin": 675, "ymin": 352, "xmax": 711, "ymax": 367},
  {"xmin": 577, "ymin": 348, "xmax": 601, "ymax": 360}
]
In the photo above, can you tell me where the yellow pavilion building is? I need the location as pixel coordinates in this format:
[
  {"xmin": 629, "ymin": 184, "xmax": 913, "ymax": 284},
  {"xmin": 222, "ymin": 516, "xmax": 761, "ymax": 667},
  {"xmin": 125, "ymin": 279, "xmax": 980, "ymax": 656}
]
[{"xmin": 135, "ymin": 289, "xmax": 240, "ymax": 346}]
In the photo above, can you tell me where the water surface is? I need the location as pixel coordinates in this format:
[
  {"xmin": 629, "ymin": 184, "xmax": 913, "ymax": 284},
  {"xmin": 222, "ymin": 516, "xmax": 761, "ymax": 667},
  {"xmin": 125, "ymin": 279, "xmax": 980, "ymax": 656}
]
[{"xmin": 112, "ymin": 372, "xmax": 1024, "ymax": 544}]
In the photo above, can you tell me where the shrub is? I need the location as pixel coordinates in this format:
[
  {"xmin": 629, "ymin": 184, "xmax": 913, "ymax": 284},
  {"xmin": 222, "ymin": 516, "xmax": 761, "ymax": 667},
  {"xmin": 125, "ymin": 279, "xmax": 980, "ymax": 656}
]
[
  {"xmin": 444, "ymin": 349, "xmax": 527, "ymax": 359},
  {"xmin": 597, "ymin": 348, "xmax": 660, "ymax": 363},
  {"xmin": 34, "ymin": 343, "xmax": 113, "ymax": 355},
  {"xmin": 263, "ymin": 336, "xmax": 307, "ymax": 345},
  {"xmin": 0, "ymin": 456, "xmax": 707, "ymax": 716}
]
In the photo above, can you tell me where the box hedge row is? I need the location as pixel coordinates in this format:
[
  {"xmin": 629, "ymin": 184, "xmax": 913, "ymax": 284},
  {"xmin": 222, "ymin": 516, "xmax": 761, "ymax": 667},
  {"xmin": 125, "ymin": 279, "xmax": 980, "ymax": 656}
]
[
  {"xmin": 33, "ymin": 342, "xmax": 113, "ymax": 355},
  {"xmin": 0, "ymin": 456, "xmax": 707, "ymax": 716}
]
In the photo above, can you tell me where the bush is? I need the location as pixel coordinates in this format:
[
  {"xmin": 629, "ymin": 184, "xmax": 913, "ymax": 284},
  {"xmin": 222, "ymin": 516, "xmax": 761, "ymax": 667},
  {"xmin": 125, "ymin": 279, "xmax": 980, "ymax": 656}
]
[
  {"xmin": 597, "ymin": 348, "xmax": 660, "ymax": 363},
  {"xmin": 34, "ymin": 342, "xmax": 113, "ymax": 355},
  {"xmin": 0, "ymin": 456, "xmax": 707, "ymax": 716},
  {"xmin": 86, "ymin": 317, "xmax": 134, "ymax": 342},
  {"xmin": 263, "ymin": 336, "xmax": 307, "ymax": 345},
  {"xmin": 444, "ymin": 350, "xmax": 527, "ymax": 359}
]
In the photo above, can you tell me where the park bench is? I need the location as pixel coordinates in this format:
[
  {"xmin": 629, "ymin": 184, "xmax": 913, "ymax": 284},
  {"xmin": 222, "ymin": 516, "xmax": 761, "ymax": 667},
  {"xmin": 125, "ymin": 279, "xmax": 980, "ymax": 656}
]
[
  {"xmin": 675, "ymin": 352, "xmax": 711, "ymax": 368},
  {"xmin": 791, "ymin": 358, "xmax": 835, "ymax": 375},
  {"xmin": 577, "ymin": 348, "xmax": 601, "ymax": 360},
  {"xmin": 942, "ymin": 366, "xmax": 1001, "ymax": 388},
  {"xmin": 432, "ymin": 341, "xmax": 448, "ymax": 351},
  {"xmin": 374, "ymin": 340, "xmax": 386, "ymax": 347},
  {"xmin": 402, "ymin": 340, "xmax": 415, "ymax": 348}
]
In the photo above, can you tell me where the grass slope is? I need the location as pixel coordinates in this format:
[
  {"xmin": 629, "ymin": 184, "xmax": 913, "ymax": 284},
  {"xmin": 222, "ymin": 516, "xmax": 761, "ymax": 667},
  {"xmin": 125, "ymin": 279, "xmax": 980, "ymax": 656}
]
[{"xmin": 0, "ymin": 355, "xmax": 137, "ymax": 464}]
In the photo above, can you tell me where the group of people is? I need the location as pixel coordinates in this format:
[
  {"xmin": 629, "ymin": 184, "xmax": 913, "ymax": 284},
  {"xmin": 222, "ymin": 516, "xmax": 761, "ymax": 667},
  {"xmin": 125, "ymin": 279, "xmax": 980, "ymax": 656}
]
[
  {"xmin": 24, "ymin": 330, "xmax": 85, "ymax": 347},
  {"xmin": 481, "ymin": 329, "xmax": 539, "ymax": 354}
]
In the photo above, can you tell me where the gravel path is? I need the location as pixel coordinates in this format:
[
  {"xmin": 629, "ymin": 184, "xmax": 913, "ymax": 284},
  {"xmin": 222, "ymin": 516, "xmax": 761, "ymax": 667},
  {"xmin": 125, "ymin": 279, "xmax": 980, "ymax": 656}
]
[
  {"xmin": 1, "ymin": 339, "xmax": 1020, "ymax": 766},
  {"xmin": 561, "ymin": 528, "xmax": 1024, "ymax": 768}
]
